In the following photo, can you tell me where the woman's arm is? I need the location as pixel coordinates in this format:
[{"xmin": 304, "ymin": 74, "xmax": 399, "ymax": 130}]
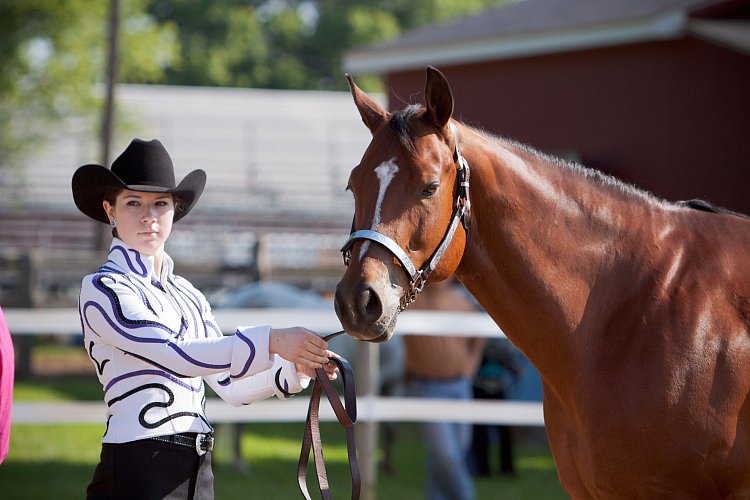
[
  {"xmin": 80, "ymin": 273, "xmax": 273, "ymax": 379},
  {"xmin": 205, "ymin": 355, "xmax": 312, "ymax": 406}
]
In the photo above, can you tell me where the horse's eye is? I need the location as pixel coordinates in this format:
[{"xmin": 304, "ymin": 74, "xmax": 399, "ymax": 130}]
[{"xmin": 421, "ymin": 182, "xmax": 440, "ymax": 198}]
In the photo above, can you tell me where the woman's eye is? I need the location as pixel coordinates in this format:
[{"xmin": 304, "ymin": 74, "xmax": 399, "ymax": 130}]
[
  {"xmin": 421, "ymin": 182, "xmax": 439, "ymax": 197},
  {"xmin": 126, "ymin": 201, "xmax": 140, "ymax": 206}
]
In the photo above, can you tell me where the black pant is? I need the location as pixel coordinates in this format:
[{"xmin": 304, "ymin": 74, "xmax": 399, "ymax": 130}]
[
  {"xmin": 470, "ymin": 386, "xmax": 515, "ymax": 476},
  {"xmin": 87, "ymin": 438, "xmax": 214, "ymax": 499}
]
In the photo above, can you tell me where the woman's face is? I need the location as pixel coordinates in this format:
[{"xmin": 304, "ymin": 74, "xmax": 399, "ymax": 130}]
[{"xmin": 103, "ymin": 190, "xmax": 175, "ymax": 256}]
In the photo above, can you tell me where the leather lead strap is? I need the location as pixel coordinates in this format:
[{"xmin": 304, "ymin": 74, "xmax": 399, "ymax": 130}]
[{"xmin": 298, "ymin": 332, "xmax": 360, "ymax": 500}]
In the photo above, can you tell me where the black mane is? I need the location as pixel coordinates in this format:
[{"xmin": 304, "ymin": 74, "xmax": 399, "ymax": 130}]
[
  {"xmin": 385, "ymin": 107, "xmax": 749, "ymax": 220},
  {"xmin": 388, "ymin": 104, "xmax": 422, "ymax": 155},
  {"xmin": 677, "ymin": 199, "xmax": 750, "ymax": 220}
]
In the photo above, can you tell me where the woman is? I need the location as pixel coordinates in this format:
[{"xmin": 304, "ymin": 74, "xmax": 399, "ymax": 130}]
[{"xmin": 72, "ymin": 138, "xmax": 336, "ymax": 499}]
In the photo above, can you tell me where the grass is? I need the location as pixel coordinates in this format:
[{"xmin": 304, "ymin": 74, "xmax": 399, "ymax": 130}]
[
  {"xmin": 4, "ymin": 344, "xmax": 567, "ymax": 499},
  {"xmin": 1, "ymin": 422, "xmax": 565, "ymax": 499}
]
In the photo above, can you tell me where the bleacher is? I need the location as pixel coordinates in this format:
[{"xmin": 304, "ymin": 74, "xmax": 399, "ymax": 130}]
[
  {"xmin": 0, "ymin": 84, "xmax": 382, "ymax": 300},
  {"xmin": 0, "ymin": 84, "xmax": 372, "ymax": 218}
]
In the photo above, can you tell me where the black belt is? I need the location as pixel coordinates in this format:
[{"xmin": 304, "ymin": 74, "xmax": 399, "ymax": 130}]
[{"xmin": 150, "ymin": 432, "xmax": 214, "ymax": 456}]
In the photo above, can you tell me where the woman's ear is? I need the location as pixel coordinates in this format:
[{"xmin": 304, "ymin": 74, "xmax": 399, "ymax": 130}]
[{"xmin": 103, "ymin": 200, "xmax": 115, "ymax": 221}]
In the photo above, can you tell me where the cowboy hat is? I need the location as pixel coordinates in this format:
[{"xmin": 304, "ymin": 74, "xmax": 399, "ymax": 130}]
[{"xmin": 71, "ymin": 138, "xmax": 206, "ymax": 224}]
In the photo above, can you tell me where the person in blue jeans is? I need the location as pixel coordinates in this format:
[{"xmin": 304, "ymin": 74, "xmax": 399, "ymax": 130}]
[{"xmin": 403, "ymin": 279, "xmax": 486, "ymax": 500}]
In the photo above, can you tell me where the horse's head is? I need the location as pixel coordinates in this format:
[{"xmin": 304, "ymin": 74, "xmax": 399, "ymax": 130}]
[{"xmin": 334, "ymin": 66, "xmax": 470, "ymax": 342}]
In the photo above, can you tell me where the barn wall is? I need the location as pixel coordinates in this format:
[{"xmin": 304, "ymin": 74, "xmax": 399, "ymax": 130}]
[{"xmin": 385, "ymin": 38, "xmax": 750, "ymax": 214}]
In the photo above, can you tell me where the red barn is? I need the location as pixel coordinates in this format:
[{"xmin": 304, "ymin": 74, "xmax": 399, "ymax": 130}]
[{"xmin": 344, "ymin": 0, "xmax": 750, "ymax": 213}]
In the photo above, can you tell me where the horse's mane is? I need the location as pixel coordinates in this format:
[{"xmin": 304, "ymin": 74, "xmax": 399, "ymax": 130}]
[
  {"xmin": 388, "ymin": 105, "xmax": 664, "ymax": 205},
  {"xmin": 387, "ymin": 107, "xmax": 748, "ymax": 219},
  {"xmin": 491, "ymin": 131, "xmax": 750, "ymax": 219},
  {"xmin": 388, "ymin": 104, "xmax": 422, "ymax": 155},
  {"xmin": 490, "ymin": 130, "xmax": 666, "ymax": 205}
]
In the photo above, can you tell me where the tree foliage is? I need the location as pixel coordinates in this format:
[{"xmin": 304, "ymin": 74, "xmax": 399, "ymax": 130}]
[
  {"xmin": 0, "ymin": 0, "xmax": 508, "ymax": 169},
  {"xmin": 0, "ymin": 0, "xmax": 177, "ymax": 168},
  {"xmin": 143, "ymin": 0, "xmax": 508, "ymax": 90}
]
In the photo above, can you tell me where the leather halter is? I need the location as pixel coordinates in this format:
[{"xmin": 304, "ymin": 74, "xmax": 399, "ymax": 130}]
[{"xmin": 340, "ymin": 122, "xmax": 472, "ymax": 311}]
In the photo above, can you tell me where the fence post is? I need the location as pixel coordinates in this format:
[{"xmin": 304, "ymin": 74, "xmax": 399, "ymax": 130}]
[{"xmin": 354, "ymin": 341, "xmax": 379, "ymax": 500}]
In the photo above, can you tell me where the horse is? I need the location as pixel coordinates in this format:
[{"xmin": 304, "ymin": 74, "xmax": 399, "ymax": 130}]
[{"xmin": 333, "ymin": 66, "xmax": 750, "ymax": 498}]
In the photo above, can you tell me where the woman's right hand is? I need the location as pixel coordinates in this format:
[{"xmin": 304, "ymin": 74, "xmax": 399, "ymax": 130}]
[{"xmin": 269, "ymin": 327, "xmax": 330, "ymax": 369}]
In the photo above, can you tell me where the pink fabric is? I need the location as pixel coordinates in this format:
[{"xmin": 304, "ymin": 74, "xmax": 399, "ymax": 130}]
[{"xmin": 0, "ymin": 306, "xmax": 13, "ymax": 463}]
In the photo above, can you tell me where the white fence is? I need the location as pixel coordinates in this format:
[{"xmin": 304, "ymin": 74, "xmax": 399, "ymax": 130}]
[
  {"xmin": 6, "ymin": 307, "xmax": 544, "ymax": 426},
  {"xmin": 6, "ymin": 307, "xmax": 545, "ymax": 500}
]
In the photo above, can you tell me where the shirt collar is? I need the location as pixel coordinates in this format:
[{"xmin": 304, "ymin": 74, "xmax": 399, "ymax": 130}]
[{"xmin": 106, "ymin": 238, "xmax": 174, "ymax": 282}]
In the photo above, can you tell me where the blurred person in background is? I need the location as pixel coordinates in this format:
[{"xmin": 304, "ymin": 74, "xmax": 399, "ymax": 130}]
[
  {"xmin": 0, "ymin": 305, "xmax": 13, "ymax": 464},
  {"xmin": 72, "ymin": 138, "xmax": 338, "ymax": 499},
  {"xmin": 469, "ymin": 337, "xmax": 523, "ymax": 477},
  {"xmin": 402, "ymin": 278, "xmax": 486, "ymax": 500}
]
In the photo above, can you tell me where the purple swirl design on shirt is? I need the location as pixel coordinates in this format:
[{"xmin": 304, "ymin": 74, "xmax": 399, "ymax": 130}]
[
  {"xmin": 84, "ymin": 300, "xmax": 231, "ymax": 370},
  {"xmin": 169, "ymin": 277, "xmax": 204, "ymax": 337},
  {"xmin": 204, "ymin": 319, "xmax": 222, "ymax": 338},
  {"xmin": 104, "ymin": 369, "xmax": 202, "ymax": 395},
  {"xmin": 108, "ymin": 245, "xmax": 148, "ymax": 277},
  {"xmin": 165, "ymin": 282, "xmax": 196, "ymax": 338},
  {"xmin": 215, "ymin": 331, "xmax": 257, "ymax": 386},
  {"xmin": 275, "ymin": 368, "xmax": 292, "ymax": 398},
  {"xmin": 231, "ymin": 330, "xmax": 256, "ymax": 378},
  {"xmin": 105, "ymin": 382, "xmax": 202, "ymax": 429},
  {"xmin": 84, "ymin": 276, "xmax": 233, "ymax": 370}
]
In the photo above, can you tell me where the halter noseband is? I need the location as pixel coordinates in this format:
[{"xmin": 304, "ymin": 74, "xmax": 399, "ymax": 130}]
[{"xmin": 340, "ymin": 122, "xmax": 472, "ymax": 311}]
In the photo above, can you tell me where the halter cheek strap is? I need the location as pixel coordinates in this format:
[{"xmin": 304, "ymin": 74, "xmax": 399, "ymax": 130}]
[{"xmin": 340, "ymin": 122, "xmax": 471, "ymax": 311}]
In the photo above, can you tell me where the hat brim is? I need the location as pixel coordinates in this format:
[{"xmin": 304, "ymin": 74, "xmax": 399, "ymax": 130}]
[{"xmin": 72, "ymin": 164, "xmax": 206, "ymax": 224}]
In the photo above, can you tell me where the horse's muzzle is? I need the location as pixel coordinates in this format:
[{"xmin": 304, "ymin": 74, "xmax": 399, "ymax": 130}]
[{"xmin": 334, "ymin": 279, "xmax": 399, "ymax": 343}]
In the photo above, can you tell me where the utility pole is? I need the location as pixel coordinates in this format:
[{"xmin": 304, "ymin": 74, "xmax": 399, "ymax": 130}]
[{"xmin": 97, "ymin": 0, "xmax": 120, "ymax": 250}]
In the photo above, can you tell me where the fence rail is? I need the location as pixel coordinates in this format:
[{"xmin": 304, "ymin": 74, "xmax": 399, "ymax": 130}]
[
  {"xmin": 6, "ymin": 307, "xmax": 544, "ymax": 500},
  {"xmin": 7, "ymin": 307, "xmax": 538, "ymax": 426},
  {"xmin": 5, "ymin": 307, "xmax": 506, "ymax": 337},
  {"xmin": 13, "ymin": 398, "xmax": 544, "ymax": 426}
]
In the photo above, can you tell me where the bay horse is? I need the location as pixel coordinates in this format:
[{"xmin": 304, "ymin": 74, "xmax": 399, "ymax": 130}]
[{"xmin": 333, "ymin": 66, "xmax": 750, "ymax": 498}]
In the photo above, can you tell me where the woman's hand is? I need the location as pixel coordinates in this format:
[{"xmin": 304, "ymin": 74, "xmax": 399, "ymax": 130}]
[
  {"xmin": 269, "ymin": 327, "xmax": 329, "ymax": 369},
  {"xmin": 297, "ymin": 353, "xmax": 340, "ymax": 381}
]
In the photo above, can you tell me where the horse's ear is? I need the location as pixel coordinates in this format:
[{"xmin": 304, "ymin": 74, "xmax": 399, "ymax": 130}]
[
  {"xmin": 346, "ymin": 73, "xmax": 388, "ymax": 135},
  {"xmin": 424, "ymin": 66, "xmax": 454, "ymax": 130}
]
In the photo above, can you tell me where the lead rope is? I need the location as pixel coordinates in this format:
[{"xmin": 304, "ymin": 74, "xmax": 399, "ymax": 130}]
[{"xmin": 298, "ymin": 330, "xmax": 360, "ymax": 500}]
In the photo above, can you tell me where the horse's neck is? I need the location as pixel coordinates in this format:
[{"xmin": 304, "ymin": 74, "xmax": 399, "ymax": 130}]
[{"xmin": 455, "ymin": 130, "xmax": 655, "ymax": 370}]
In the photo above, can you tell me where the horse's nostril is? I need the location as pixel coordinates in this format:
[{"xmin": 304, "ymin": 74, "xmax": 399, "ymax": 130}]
[{"xmin": 357, "ymin": 285, "xmax": 382, "ymax": 322}]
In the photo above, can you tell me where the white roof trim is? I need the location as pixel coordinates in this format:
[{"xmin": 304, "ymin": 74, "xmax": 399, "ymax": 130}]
[
  {"xmin": 688, "ymin": 20, "xmax": 750, "ymax": 55},
  {"xmin": 344, "ymin": 10, "xmax": 686, "ymax": 74}
]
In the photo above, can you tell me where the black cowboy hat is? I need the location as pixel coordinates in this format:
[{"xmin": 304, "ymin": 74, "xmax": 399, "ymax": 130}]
[{"xmin": 71, "ymin": 138, "xmax": 206, "ymax": 224}]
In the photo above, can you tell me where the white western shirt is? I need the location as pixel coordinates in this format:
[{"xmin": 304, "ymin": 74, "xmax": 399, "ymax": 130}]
[{"xmin": 78, "ymin": 239, "xmax": 309, "ymax": 443}]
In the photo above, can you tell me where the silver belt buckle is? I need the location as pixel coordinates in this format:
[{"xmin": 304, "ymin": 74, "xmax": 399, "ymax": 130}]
[{"xmin": 195, "ymin": 433, "xmax": 214, "ymax": 456}]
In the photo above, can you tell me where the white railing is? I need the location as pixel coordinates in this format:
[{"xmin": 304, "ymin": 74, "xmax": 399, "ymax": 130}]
[
  {"xmin": 6, "ymin": 307, "xmax": 542, "ymax": 426},
  {"xmin": 6, "ymin": 307, "xmax": 544, "ymax": 500},
  {"xmin": 4, "ymin": 308, "xmax": 544, "ymax": 426}
]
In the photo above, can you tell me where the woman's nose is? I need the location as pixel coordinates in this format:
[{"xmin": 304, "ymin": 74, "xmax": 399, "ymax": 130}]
[{"xmin": 142, "ymin": 206, "xmax": 158, "ymax": 221}]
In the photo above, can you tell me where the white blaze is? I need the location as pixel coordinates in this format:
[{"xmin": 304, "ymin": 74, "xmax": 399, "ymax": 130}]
[{"xmin": 360, "ymin": 159, "xmax": 399, "ymax": 261}]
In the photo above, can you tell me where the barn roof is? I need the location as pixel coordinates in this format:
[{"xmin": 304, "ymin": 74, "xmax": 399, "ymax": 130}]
[{"xmin": 344, "ymin": 0, "xmax": 750, "ymax": 73}]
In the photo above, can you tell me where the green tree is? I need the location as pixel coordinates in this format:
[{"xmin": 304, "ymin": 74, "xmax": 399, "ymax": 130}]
[
  {"xmin": 0, "ymin": 0, "xmax": 508, "ymax": 169},
  {"xmin": 142, "ymin": 0, "xmax": 510, "ymax": 92},
  {"xmin": 0, "ymin": 0, "xmax": 177, "ymax": 171},
  {"xmin": 147, "ymin": 0, "xmax": 271, "ymax": 87}
]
